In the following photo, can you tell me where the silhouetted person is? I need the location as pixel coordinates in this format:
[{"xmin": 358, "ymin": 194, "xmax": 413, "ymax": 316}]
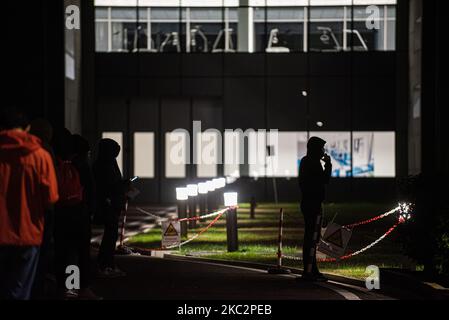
[
  {"xmin": 93, "ymin": 138, "xmax": 127, "ymax": 278},
  {"xmin": 70, "ymin": 134, "xmax": 101, "ymax": 299},
  {"xmin": 29, "ymin": 118, "xmax": 56, "ymax": 298},
  {"xmin": 52, "ymin": 128, "xmax": 96, "ymax": 299},
  {"xmin": 298, "ymin": 136, "xmax": 332, "ymax": 282},
  {"xmin": 0, "ymin": 108, "xmax": 59, "ymax": 300}
]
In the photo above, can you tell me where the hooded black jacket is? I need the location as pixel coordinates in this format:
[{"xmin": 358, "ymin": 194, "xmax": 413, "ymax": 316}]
[
  {"xmin": 93, "ymin": 139, "xmax": 126, "ymax": 213},
  {"xmin": 298, "ymin": 137, "xmax": 332, "ymax": 208}
]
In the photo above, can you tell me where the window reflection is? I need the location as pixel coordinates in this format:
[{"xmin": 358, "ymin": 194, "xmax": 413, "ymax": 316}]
[{"xmin": 94, "ymin": 3, "xmax": 396, "ymax": 53}]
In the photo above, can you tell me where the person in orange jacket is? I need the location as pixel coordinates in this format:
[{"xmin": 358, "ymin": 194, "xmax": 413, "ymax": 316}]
[{"xmin": 0, "ymin": 108, "xmax": 59, "ymax": 300}]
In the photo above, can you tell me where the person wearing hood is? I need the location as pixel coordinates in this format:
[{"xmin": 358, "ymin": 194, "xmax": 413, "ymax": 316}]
[
  {"xmin": 29, "ymin": 118, "xmax": 56, "ymax": 299},
  {"xmin": 0, "ymin": 108, "xmax": 59, "ymax": 300},
  {"xmin": 93, "ymin": 138, "xmax": 127, "ymax": 278},
  {"xmin": 298, "ymin": 136, "xmax": 332, "ymax": 282}
]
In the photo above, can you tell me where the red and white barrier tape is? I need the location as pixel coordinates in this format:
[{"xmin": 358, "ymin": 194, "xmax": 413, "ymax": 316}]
[
  {"xmin": 136, "ymin": 207, "xmax": 230, "ymax": 222},
  {"xmin": 177, "ymin": 208, "xmax": 231, "ymax": 222},
  {"xmin": 282, "ymin": 218, "xmax": 403, "ymax": 263},
  {"xmin": 343, "ymin": 206, "xmax": 400, "ymax": 229},
  {"xmin": 165, "ymin": 209, "xmax": 227, "ymax": 249}
]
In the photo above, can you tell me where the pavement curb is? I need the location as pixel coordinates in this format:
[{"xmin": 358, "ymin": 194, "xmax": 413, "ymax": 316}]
[
  {"xmin": 162, "ymin": 253, "xmax": 449, "ymax": 299},
  {"xmin": 163, "ymin": 253, "xmax": 365, "ymax": 287}
]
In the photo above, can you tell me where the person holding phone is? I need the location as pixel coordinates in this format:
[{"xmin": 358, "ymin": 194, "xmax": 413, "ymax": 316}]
[
  {"xmin": 93, "ymin": 138, "xmax": 127, "ymax": 278},
  {"xmin": 298, "ymin": 136, "xmax": 332, "ymax": 282}
]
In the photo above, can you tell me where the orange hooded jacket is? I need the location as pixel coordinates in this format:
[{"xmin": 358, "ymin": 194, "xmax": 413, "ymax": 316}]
[{"xmin": 0, "ymin": 130, "xmax": 59, "ymax": 246}]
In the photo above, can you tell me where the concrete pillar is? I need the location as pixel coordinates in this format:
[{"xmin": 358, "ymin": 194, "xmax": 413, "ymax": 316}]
[{"xmin": 238, "ymin": 0, "xmax": 254, "ymax": 52}]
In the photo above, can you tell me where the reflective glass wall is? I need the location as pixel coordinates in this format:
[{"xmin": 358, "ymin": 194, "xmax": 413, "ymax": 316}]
[{"xmin": 95, "ymin": 1, "xmax": 396, "ymax": 53}]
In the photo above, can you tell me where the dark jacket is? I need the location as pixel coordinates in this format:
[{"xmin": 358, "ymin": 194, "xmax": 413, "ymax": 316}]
[
  {"xmin": 93, "ymin": 139, "xmax": 126, "ymax": 216},
  {"xmin": 299, "ymin": 155, "xmax": 332, "ymax": 205},
  {"xmin": 298, "ymin": 137, "xmax": 332, "ymax": 208}
]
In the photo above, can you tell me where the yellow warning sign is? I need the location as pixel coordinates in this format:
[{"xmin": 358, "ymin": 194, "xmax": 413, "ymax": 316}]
[
  {"xmin": 162, "ymin": 221, "xmax": 181, "ymax": 248},
  {"xmin": 164, "ymin": 223, "xmax": 179, "ymax": 237}
]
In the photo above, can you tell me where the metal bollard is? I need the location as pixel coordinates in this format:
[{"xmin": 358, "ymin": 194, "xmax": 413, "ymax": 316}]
[
  {"xmin": 226, "ymin": 207, "xmax": 239, "ymax": 252},
  {"xmin": 188, "ymin": 197, "xmax": 197, "ymax": 229},
  {"xmin": 177, "ymin": 200, "xmax": 188, "ymax": 238}
]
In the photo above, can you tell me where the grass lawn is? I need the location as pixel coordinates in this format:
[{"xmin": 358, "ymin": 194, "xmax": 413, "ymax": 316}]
[{"xmin": 128, "ymin": 202, "xmax": 417, "ymax": 279}]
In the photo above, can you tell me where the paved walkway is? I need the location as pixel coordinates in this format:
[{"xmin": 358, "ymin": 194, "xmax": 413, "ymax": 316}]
[{"xmin": 92, "ymin": 255, "xmax": 392, "ymax": 300}]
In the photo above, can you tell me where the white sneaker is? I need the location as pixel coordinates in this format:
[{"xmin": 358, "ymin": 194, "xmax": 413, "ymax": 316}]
[
  {"xmin": 112, "ymin": 267, "xmax": 127, "ymax": 277},
  {"xmin": 60, "ymin": 289, "xmax": 78, "ymax": 300}
]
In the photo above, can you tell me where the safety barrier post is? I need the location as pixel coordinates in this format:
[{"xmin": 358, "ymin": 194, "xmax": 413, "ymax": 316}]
[
  {"xmin": 119, "ymin": 200, "xmax": 129, "ymax": 248},
  {"xmin": 268, "ymin": 208, "xmax": 291, "ymax": 274},
  {"xmin": 224, "ymin": 192, "xmax": 239, "ymax": 252}
]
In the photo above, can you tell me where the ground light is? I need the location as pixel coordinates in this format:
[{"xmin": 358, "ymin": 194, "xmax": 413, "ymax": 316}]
[{"xmin": 224, "ymin": 192, "xmax": 238, "ymax": 252}]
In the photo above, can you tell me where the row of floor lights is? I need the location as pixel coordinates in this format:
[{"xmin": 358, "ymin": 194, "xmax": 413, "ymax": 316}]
[{"xmin": 175, "ymin": 177, "xmax": 238, "ymax": 247}]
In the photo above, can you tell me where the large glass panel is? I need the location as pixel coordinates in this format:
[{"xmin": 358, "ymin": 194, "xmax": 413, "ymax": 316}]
[
  {"xmin": 188, "ymin": 8, "xmax": 224, "ymax": 53},
  {"xmin": 165, "ymin": 132, "xmax": 188, "ymax": 178},
  {"xmin": 196, "ymin": 132, "xmax": 219, "ymax": 177},
  {"xmin": 102, "ymin": 132, "xmax": 123, "ymax": 174},
  {"xmin": 248, "ymin": 131, "xmax": 266, "ymax": 178},
  {"xmin": 95, "ymin": 7, "xmax": 108, "ymax": 19},
  {"xmin": 266, "ymin": 7, "xmax": 304, "ymax": 53},
  {"xmin": 351, "ymin": 6, "xmax": 384, "ymax": 51},
  {"xmin": 352, "ymin": 132, "xmax": 395, "ymax": 177},
  {"xmin": 151, "ymin": 8, "xmax": 182, "ymax": 53},
  {"xmin": 134, "ymin": 132, "xmax": 155, "ymax": 178},
  {"xmin": 95, "ymin": 21, "xmax": 108, "ymax": 52},
  {"xmin": 386, "ymin": 19, "xmax": 396, "ymax": 51},
  {"xmin": 266, "ymin": 132, "xmax": 308, "ymax": 177},
  {"xmin": 309, "ymin": 7, "xmax": 345, "ymax": 52},
  {"xmin": 350, "ymin": 21, "xmax": 383, "ymax": 51},
  {"xmin": 224, "ymin": 131, "xmax": 241, "ymax": 178}
]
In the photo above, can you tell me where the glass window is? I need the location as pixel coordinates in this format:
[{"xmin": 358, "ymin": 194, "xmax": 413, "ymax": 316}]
[
  {"xmin": 266, "ymin": 132, "xmax": 308, "ymax": 178},
  {"xmin": 111, "ymin": 7, "xmax": 137, "ymax": 20},
  {"xmin": 196, "ymin": 132, "xmax": 219, "ymax": 177},
  {"xmin": 95, "ymin": 21, "xmax": 108, "ymax": 52},
  {"xmin": 152, "ymin": 8, "xmax": 182, "ymax": 53},
  {"xmin": 188, "ymin": 8, "xmax": 224, "ymax": 53},
  {"xmin": 224, "ymin": 131, "xmax": 242, "ymax": 178},
  {"xmin": 165, "ymin": 131, "xmax": 188, "ymax": 178},
  {"xmin": 386, "ymin": 19, "xmax": 396, "ymax": 50},
  {"xmin": 350, "ymin": 21, "xmax": 382, "ymax": 51},
  {"xmin": 102, "ymin": 132, "xmax": 123, "ymax": 174},
  {"xmin": 353, "ymin": 132, "xmax": 395, "ymax": 177},
  {"xmin": 248, "ymin": 131, "xmax": 266, "ymax": 178},
  {"xmin": 134, "ymin": 132, "xmax": 155, "ymax": 178},
  {"xmin": 95, "ymin": 8, "xmax": 108, "ymax": 20},
  {"xmin": 94, "ymin": 4, "xmax": 396, "ymax": 53},
  {"xmin": 309, "ymin": 7, "xmax": 345, "ymax": 52}
]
